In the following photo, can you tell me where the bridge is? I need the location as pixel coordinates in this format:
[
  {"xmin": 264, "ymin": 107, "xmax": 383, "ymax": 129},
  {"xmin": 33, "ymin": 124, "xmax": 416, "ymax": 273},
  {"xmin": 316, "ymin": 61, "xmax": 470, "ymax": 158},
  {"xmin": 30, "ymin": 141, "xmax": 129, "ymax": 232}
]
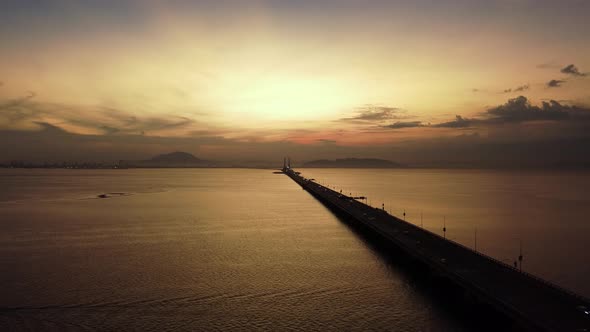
[{"xmin": 283, "ymin": 166, "xmax": 590, "ymax": 332}]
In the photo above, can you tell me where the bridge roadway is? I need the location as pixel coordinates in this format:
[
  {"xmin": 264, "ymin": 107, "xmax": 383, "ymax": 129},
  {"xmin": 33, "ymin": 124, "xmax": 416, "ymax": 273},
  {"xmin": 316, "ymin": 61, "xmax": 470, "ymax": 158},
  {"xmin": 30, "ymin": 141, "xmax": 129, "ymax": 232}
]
[{"xmin": 285, "ymin": 168, "xmax": 590, "ymax": 332}]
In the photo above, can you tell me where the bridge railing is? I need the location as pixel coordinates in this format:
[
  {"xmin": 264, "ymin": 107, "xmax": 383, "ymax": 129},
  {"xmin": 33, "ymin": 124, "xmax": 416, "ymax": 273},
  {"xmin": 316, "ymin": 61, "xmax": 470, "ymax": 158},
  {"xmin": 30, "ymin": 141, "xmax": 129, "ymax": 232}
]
[{"xmin": 386, "ymin": 206, "xmax": 590, "ymax": 304}]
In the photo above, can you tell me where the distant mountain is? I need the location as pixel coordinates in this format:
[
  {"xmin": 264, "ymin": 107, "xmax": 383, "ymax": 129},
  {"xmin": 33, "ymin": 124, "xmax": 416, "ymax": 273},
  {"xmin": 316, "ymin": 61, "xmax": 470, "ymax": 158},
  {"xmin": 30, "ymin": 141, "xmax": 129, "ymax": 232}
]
[
  {"xmin": 150, "ymin": 151, "xmax": 202, "ymax": 163},
  {"xmin": 302, "ymin": 158, "xmax": 403, "ymax": 168}
]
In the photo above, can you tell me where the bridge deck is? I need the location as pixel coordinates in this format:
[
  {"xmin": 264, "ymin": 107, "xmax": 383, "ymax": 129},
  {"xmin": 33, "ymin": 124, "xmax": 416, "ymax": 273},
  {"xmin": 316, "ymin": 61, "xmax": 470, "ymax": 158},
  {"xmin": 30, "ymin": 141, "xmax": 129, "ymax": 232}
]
[{"xmin": 285, "ymin": 169, "xmax": 590, "ymax": 332}]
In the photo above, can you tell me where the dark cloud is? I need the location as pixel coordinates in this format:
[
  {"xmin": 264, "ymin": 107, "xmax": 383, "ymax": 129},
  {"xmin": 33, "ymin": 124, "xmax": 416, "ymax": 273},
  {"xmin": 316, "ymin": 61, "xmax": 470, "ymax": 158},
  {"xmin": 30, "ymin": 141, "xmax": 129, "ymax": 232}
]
[
  {"xmin": 503, "ymin": 85, "xmax": 528, "ymax": 93},
  {"xmin": 63, "ymin": 112, "xmax": 192, "ymax": 135},
  {"xmin": 99, "ymin": 125, "xmax": 120, "ymax": 135},
  {"xmin": 129, "ymin": 116, "xmax": 193, "ymax": 133},
  {"xmin": 32, "ymin": 122, "xmax": 66, "ymax": 133},
  {"xmin": 560, "ymin": 64, "xmax": 586, "ymax": 77},
  {"xmin": 340, "ymin": 106, "xmax": 407, "ymax": 123},
  {"xmin": 425, "ymin": 96, "xmax": 589, "ymax": 131},
  {"xmin": 485, "ymin": 96, "xmax": 570, "ymax": 123},
  {"xmin": 0, "ymin": 91, "xmax": 36, "ymax": 110},
  {"xmin": 385, "ymin": 121, "xmax": 424, "ymax": 129},
  {"xmin": 547, "ymin": 79, "xmax": 565, "ymax": 88},
  {"xmin": 377, "ymin": 97, "xmax": 590, "ymax": 134},
  {"xmin": 0, "ymin": 94, "xmax": 195, "ymax": 135},
  {"xmin": 433, "ymin": 115, "xmax": 475, "ymax": 128}
]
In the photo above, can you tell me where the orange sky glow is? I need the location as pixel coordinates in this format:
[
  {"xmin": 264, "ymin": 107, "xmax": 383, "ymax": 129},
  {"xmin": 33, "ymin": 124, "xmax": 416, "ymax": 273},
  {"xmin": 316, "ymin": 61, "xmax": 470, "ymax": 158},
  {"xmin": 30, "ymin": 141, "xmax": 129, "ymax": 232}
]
[{"xmin": 1, "ymin": 1, "xmax": 590, "ymax": 165}]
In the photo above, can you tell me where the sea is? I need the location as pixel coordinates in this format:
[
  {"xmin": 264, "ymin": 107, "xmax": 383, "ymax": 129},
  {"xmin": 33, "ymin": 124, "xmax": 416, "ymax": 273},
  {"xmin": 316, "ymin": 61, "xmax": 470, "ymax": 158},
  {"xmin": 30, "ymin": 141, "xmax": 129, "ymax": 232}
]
[{"xmin": 1, "ymin": 168, "xmax": 589, "ymax": 331}]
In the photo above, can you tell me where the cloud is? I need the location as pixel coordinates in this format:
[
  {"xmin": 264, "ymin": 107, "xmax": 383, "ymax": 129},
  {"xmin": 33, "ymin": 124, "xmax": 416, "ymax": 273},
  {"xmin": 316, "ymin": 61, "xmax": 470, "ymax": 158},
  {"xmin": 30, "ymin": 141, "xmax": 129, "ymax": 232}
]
[
  {"xmin": 385, "ymin": 121, "xmax": 424, "ymax": 129},
  {"xmin": 485, "ymin": 96, "xmax": 570, "ymax": 123},
  {"xmin": 32, "ymin": 121, "xmax": 67, "ymax": 133},
  {"xmin": 547, "ymin": 79, "xmax": 565, "ymax": 88},
  {"xmin": 430, "ymin": 96, "xmax": 589, "ymax": 130},
  {"xmin": 99, "ymin": 125, "xmax": 120, "ymax": 135},
  {"xmin": 340, "ymin": 105, "xmax": 407, "ymax": 123},
  {"xmin": 483, "ymin": 84, "xmax": 530, "ymax": 94},
  {"xmin": 316, "ymin": 139, "xmax": 337, "ymax": 144},
  {"xmin": 0, "ymin": 91, "xmax": 36, "ymax": 110},
  {"xmin": 560, "ymin": 64, "xmax": 586, "ymax": 77},
  {"xmin": 377, "ymin": 96, "xmax": 590, "ymax": 134},
  {"xmin": 0, "ymin": 93, "xmax": 196, "ymax": 135},
  {"xmin": 58, "ymin": 113, "xmax": 193, "ymax": 135},
  {"xmin": 433, "ymin": 115, "xmax": 475, "ymax": 128}
]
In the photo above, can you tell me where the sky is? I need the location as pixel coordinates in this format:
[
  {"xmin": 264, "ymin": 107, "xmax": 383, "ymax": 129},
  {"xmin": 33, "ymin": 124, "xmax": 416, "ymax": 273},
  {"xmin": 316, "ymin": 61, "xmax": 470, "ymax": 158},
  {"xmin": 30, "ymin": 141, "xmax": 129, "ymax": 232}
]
[{"xmin": 1, "ymin": 0, "xmax": 590, "ymax": 167}]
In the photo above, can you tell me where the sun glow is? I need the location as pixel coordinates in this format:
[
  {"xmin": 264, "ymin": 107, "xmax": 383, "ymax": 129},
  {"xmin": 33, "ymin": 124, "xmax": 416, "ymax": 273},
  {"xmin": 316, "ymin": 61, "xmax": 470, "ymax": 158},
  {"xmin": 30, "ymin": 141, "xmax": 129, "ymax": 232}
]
[{"xmin": 210, "ymin": 74, "xmax": 361, "ymax": 125}]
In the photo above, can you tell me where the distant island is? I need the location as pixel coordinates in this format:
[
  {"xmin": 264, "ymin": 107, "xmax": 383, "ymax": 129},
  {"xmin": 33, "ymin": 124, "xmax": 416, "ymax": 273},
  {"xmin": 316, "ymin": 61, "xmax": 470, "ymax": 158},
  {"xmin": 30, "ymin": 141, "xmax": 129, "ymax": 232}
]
[{"xmin": 302, "ymin": 158, "xmax": 403, "ymax": 168}]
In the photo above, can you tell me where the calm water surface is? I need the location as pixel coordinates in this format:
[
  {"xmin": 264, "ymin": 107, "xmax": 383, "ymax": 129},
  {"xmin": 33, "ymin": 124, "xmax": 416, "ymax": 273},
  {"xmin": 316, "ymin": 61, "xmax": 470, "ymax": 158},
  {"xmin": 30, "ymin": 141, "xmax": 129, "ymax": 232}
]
[
  {"xmin": 300, "ymin": 168, "xmax": 590, "ymax": 298},
  {"xmin": 1, "ymin": 168, "xmax": 588, "ymax": 331},
  {"xmin": 1, "ymin": 169, "xmax": 470, "ymax": 331}
]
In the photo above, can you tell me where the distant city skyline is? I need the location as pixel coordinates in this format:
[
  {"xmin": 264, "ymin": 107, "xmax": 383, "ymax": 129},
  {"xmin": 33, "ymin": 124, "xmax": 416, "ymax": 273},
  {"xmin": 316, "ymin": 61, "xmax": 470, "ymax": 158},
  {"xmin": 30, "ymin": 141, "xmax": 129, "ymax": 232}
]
[{"xmin": 1, "ymin": 1, "xmax": 590, "ymax": 166}]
